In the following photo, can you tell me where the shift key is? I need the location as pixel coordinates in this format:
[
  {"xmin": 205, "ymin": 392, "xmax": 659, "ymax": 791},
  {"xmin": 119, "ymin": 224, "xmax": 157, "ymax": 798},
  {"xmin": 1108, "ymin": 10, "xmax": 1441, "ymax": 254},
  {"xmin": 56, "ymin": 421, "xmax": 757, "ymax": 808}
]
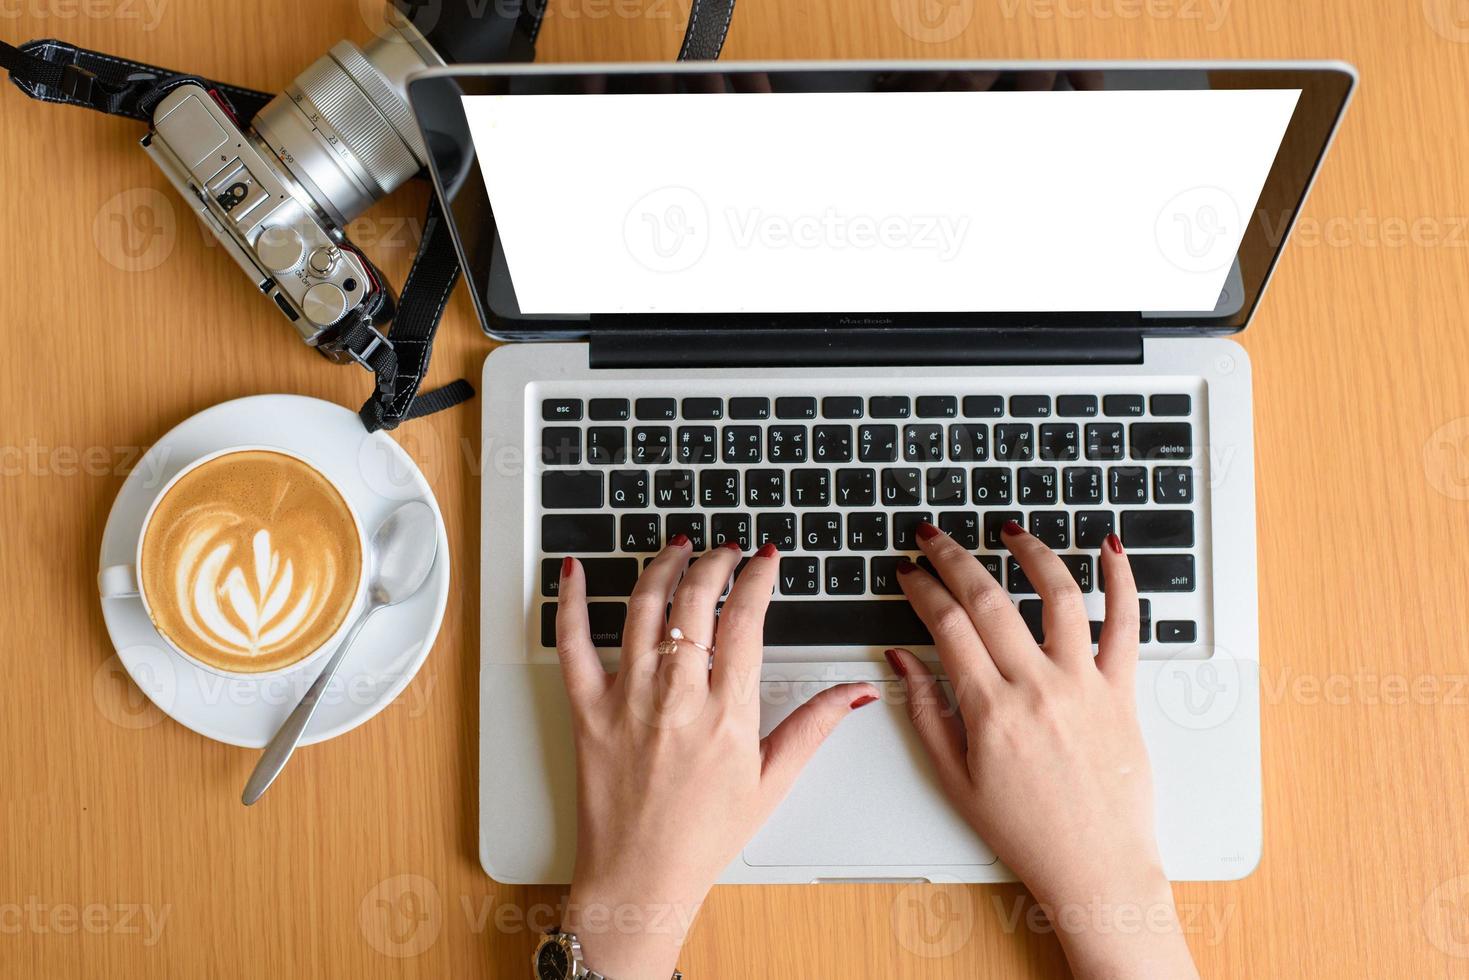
[{"xmin": 1101, "ymin": 554, "xmax": 1195, "ymax": 592}]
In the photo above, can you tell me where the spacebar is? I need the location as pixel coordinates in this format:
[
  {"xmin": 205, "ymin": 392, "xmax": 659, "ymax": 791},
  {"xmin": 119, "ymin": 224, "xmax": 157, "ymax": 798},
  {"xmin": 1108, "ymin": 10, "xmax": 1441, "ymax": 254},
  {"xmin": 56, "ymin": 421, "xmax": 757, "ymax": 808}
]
[{"xmin": 763, "ymin": 601, "xmax": 932, "ymax": 646}]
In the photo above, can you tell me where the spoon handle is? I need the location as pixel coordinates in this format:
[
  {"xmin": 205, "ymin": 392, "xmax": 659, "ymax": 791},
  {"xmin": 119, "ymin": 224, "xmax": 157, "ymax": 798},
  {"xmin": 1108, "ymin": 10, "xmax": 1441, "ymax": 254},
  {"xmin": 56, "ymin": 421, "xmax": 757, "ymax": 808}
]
[{"xmin": 242, "ymin": 606, "xmax": 378, "ymax": 805}]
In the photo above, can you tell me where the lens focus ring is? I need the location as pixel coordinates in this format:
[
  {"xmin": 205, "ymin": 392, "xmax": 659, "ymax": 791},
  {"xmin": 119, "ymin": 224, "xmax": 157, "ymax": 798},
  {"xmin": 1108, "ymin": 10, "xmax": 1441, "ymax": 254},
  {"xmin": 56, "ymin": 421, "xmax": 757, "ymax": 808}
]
[{"xmin": 293, "ymin": 46, "xmax": 421, "ymax": 196}]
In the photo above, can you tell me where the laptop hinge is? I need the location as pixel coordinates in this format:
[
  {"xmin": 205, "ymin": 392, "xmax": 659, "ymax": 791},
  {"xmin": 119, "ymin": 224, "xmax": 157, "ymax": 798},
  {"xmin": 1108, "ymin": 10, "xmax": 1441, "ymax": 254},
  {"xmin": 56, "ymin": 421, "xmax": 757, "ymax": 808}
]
[{"xmin": 588, "ymin": 329, "xmax": 1143, "ymax": 369}]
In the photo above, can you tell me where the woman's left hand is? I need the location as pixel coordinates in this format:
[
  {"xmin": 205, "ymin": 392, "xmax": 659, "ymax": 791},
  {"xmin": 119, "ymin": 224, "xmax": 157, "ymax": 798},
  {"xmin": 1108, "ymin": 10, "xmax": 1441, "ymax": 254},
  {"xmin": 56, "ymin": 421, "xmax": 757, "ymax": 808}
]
[{"xmin": 556, "ymin": 539, "xmax": 878, "ymax": 980}]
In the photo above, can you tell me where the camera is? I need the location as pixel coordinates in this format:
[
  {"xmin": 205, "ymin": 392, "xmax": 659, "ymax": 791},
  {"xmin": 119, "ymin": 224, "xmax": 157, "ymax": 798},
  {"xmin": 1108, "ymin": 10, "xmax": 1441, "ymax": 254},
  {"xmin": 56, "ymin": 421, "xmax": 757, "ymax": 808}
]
[{"xmin": 140, "ymin": 2, "xmax": 531, "ymax": 365}]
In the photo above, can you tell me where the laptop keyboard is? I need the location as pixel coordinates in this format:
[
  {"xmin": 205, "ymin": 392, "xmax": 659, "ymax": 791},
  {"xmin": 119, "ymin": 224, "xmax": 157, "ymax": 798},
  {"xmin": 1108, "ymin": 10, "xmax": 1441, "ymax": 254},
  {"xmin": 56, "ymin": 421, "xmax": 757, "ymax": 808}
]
[{"xmin": 534, "ymin": 386, "xmax": 1205, "ymax": 657}]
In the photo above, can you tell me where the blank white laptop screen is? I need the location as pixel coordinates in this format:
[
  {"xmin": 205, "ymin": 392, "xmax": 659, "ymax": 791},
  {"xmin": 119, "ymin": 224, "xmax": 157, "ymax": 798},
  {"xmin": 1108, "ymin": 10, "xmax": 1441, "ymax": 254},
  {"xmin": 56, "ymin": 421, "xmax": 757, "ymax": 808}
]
[{"xmin": 461, "ymin": 89, "xmax": 1300, "ymax": 316}]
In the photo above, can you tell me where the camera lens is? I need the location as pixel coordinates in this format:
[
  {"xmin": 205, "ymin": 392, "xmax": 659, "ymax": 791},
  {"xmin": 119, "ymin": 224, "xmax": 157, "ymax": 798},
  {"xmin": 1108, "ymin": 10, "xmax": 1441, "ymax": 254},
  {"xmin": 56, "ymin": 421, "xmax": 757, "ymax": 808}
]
[{"xmin": 252, "ymin": 9, "xmax": 443, "ymax": 228}]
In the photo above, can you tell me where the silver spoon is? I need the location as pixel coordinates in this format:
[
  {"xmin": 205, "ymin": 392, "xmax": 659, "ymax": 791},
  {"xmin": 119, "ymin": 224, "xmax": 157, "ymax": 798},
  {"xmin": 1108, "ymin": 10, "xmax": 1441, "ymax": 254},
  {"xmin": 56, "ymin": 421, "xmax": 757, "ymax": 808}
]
[{"xmin": 242, "ymin": 500, "xmax": 439, "ymax": 805}]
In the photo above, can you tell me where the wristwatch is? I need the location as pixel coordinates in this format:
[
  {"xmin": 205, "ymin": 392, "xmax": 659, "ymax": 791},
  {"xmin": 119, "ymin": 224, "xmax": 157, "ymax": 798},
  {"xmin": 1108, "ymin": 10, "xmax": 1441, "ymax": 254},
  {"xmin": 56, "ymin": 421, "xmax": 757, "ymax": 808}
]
[{"xmin": 533, "ymin": 929, "xmax": 682, "ymax": 980}]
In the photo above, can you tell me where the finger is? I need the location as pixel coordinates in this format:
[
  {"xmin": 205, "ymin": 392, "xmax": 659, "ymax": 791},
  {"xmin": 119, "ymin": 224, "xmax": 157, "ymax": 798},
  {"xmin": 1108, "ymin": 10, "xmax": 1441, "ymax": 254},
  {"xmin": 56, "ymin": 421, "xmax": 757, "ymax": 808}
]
[
  {"xmin": 618, "ymin": 536, "xmax": 693, "ymax": 684},
  {"xmin": 757, "ymin": 681, "xmax": 879, "ymax": 820},
  {"xmin": 711, "ymin": 542, "xmax": 778, "ymax": 705},
  {"xmin": 895, "ymin": 557, "xmax": 1002, "ymax": 701},
  {"xmin": 1002, "ymin": 521, "xmax": 1092, "ymax": 667},
  {"xmin": 554, "ymin": 558, "xmax": 611, "ymax": 709},
  {"xmin": 1096, "ymin": 533, "xmax": 1141, "ymax": 682},
  {"xmin": 662, "ymin": 540, "xmax": 743, "ymax": 685},
  {"xmin": 884, "ymin": 648, "xmax": 969, "ymax": 792}
]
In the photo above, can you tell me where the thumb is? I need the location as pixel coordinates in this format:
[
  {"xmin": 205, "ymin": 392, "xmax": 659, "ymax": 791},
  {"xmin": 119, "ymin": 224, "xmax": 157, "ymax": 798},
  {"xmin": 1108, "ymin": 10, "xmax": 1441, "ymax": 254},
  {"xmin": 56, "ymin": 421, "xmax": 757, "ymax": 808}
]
[{"xmin": 757, "ymin": 682, "xmax": 878, "ymax": 818}]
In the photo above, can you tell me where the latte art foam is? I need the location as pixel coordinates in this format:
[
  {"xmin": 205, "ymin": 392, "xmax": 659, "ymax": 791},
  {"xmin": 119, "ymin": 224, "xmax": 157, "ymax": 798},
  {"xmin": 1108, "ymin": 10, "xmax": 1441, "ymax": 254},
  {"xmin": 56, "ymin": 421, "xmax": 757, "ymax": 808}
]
[{"xmin": 140, "ymin": 451, "xmax": 362, "ymax": 674}]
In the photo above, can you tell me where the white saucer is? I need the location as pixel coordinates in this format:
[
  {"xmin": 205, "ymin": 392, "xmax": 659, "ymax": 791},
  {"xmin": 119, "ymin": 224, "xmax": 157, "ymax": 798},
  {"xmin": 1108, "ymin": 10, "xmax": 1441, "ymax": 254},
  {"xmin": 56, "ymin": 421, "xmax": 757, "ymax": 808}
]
[{"xmin": 97, "ymin": 395, "xmax": 450, "ymax": 748}]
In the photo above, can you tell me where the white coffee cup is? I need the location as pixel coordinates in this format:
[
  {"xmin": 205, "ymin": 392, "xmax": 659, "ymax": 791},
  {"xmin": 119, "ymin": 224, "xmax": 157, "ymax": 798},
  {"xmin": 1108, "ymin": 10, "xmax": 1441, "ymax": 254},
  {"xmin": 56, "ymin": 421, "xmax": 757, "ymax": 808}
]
[{"xmin": 98, "ymin": 445, "xmax": 369, "ymax": 680}]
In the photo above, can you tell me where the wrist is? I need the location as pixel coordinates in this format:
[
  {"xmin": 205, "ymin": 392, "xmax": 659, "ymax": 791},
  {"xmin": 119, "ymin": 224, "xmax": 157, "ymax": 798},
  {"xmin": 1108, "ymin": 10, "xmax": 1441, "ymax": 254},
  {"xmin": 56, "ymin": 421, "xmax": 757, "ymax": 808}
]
[
  {"xmin": 560, "ymin": 883, "xmax": 704, "ymax": 980},
  {"xmin": 1030, "ymin": 871, "xmax": 1199, "ymax": 980}
]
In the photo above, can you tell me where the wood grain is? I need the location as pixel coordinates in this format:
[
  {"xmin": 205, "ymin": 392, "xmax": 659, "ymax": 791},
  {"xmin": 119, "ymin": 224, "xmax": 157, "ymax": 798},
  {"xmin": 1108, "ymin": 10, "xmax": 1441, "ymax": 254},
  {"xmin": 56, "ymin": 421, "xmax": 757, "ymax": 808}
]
[{"xmin": 2, "ymin": 1, "xmax": 1467, "ymax": 976}]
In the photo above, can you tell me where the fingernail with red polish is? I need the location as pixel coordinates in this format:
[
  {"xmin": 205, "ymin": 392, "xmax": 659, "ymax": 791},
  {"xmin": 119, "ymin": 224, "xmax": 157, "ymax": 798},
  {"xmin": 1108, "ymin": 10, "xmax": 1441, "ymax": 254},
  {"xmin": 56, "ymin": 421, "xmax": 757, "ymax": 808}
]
[
  {"xmin": 916, "ymin": 521, "xmax": 941, "ymax": 542},
  {"xmin": 669, "ymin": 533, "xmax": 690, "ymax": 548},
  {"xmin": 1002, "ymin": 519, "xmax": 1025, "ymax": 537},
  {"xmin": 883, "ymin": 649, "xmax": 907, "ymax": 677},
  {"xmin": 756, "ymin": 542, "xmax": 778, "ymax": 558},
  {"xmin": 1106, "ymin": 532, "xmax": 1123, "ymax": 554},
  {"xmin": 722, "ymin": 539, "xmax": 743, "ymax": 551},
  {"xmin": 851, "ymin": 694, "xmax": 879, "ymax": 710},
  {"xmin": 561, "ymin": 556, "xmax": 574, "ymax": 577},
  {"xmin": 895, "ymin": 558, "xmax": 918, "ymax": 575}
]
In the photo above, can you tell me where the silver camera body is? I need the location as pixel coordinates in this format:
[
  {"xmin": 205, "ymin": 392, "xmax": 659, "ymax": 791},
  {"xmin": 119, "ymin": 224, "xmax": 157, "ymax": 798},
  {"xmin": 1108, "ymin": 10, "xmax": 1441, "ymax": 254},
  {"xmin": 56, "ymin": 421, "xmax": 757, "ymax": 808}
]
[{"xmin": 141, "ymin": 13, "xmax": 443, "ymax": 361}]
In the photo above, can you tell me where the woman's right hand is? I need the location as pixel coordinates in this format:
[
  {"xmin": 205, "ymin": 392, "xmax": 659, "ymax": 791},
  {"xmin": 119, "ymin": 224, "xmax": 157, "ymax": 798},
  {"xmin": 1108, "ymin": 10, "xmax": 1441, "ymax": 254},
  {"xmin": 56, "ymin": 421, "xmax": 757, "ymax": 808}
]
[{"xmin": 887, "ymin": 520, "xmax": 1200, "ymax": 980}]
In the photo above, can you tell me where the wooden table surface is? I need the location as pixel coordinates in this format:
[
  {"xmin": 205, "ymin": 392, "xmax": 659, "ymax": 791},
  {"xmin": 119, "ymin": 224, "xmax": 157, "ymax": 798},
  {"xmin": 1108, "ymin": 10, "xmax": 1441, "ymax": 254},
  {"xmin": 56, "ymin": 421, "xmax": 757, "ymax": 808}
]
[{"xmin": 3, "ymin": 1, "xmax": 1467, "ymax": 976}]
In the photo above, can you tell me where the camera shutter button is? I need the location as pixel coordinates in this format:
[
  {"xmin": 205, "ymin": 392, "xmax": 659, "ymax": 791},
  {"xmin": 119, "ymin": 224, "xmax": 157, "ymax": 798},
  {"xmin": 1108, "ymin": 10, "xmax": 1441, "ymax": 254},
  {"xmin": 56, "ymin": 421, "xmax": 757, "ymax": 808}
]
[
  {"xmin": 255, "ymin": 226, "xmax": 306, "ymax": 274},
  {"xmin": 302, "ymin": 282, "xmax": 349, "ymax": 326},
  {"xmin": 308, "ymin": 245, "xmax": 340, "ymax": 276}
]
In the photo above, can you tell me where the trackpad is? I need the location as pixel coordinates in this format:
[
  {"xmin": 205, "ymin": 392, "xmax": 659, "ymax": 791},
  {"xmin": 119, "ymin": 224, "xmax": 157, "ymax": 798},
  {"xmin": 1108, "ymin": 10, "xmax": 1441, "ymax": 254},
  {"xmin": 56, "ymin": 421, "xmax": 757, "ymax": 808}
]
[{"xmin": 743, "ymin": 682, "xmax": 996, "ymax": 868}]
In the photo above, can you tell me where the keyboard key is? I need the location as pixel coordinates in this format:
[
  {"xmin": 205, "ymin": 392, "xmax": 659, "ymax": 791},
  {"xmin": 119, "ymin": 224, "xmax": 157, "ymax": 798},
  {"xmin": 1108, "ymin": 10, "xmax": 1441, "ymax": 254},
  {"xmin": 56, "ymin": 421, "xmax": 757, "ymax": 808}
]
[
  {"xmin": 700, "ymin": 470, "xmax": 740, "ymax": 508},
  {"xmin": 926, "ymin": 468, "xmax": 967, "ymax": 506},
  {"xmin": 776, "ymin": 396, "xmax": 817, "ymax": 420},
  {"xmin": 971, "ymin": 467, "xmax": 1012, "ymax": 505},
  {"xmin": 978, "ymin": 555, "xmax": 1003, "ymax": 581},
  {"xmin": 763, "ymin": 600, "xmax": 931, "ymax": 646},
  {"xmin": 825, "ymin": 557, "xmax": 866, "ymax": 595},
  {"xmin": 681, "ymin": 397, "xmax": 723, "ymax": 420},
  {"xmin": 634, "ymin": 398, "xmax": 676, "ymax": 421},
  {"xmin": 722, "ymin": 426, "xmax": 762, "ymax": 463},
  {"xmin": 780, "ymin": 557, "xmax": 821, "ymax": 595},
  {"xmin": 983, "ymin": 511, "xmax": 1023, "ymax": 550},
  {"xmin": 813, "ymin": 425, "xmax": 853, "ymax": 463},
  {"xmin": 1057, "ymin": 394, "xmax": 1099, "ymax": 418},
  {"xmin": 1028, "ymin": 510, "xmax": 1069, "ymax": 549},
  {"xmin": 1153, "ymin": 466, "xmax": 1194, "ymax": 504},
  {"xmin": 881, "ymin": 468, "xmax": 922, "ymax": 507},
  {"xmin": 858, "ymin": 425, "xmax": 899, "ymax": 462},
  {"xmin": 589, "ymin": 398, "xmax": 629, "ymax": 421},
  {"xmin": 1101, "ymin": 555, "xmax": 1196, "ymax": 593},
  {"xmin": 1085, "ymin": 423, "xmax": 1124, "ymax": 461},
  {"xmin": 653, "ymin": 470, "xmax": 694, "ymax": 509},
  {"xmin": 1074, "ymin": 510, "xmax": 1115, "ymax": 549},
  {"xmin": 1121, "ymin": 510, "xmax": 1195, "ymax": 548},
  {"xmin": 1104, "ymin": 394, "xmax": 1145, "ymax": 417},
  {"xmin": 540, "ymin": 427, "xmax": 581, "ymax": 466},
  {"xmin": 846, "ymin": 512, "xmax": 889, "ymax": 551},
  {"xmin": 541, "ymin": 398, "xmax": 582, "ymax": 421},
  {"xmin": 939, "ymin": 511, "xmax": 980, "ymax": 549},
  {"xmin": 1130, "ymin": 422, "xmax": 1193, "ymax": 461},
  {"xmin": 665, "ymin": 514, "xmax": 707, "ymax": 550},
  {"xmin": 1157, "ymin": 620, "xmax": 1197, "ymax": 643},
  {"xmin": 587, "ymin": 427, "xmax": 627, "ymax": 465},
  {"xmin": 745, "ymin": 469, "xmax": 785, "ymax": 507},
  {"xmin": 947, "ymin": 423, "xmax": 988, "ymax": 462},
  {"xmin": 869, "ymin": 396, "xmax": 911, "ymax": 419},
  {"xmin": 1150, "ymin": 394, "xmax": 1191, "ymax": 417},
  {"xmin": 1060, "ymin": 555, "xmax": 1093, "ymax": 592},
  {"xmin": 609, "ymin": 470, "xmax": 649, "ymax": 508},
  {"xmin": 917, "ymin": 395, "xmax": 958, "ymax": 419},
  {"xmin": 620, "ymin": 514, "xmax": 660, "ymax": 552},
  {"xmin": 711, "ymin": 513, "xmax": 752, "ymax": 549},
  {"xmin": 1039, "ymin": 423, "xmax": 1079, "ymax": 461},
  {"xmin": 729, "ymin": 397, "xmax": 770, "ymax": 420},
  {"xmin": 1063, "ymin": 466, "xmax": 1104, "ymax": 505},
  {"xmin": 790, "ymin": 469, "xmax": 831, "ymax": 507},
  {"xmin": 802, "ymin": 513, "xmax": 842, "ymax": 551},
  {"xmin": 631, "ymin": 426, "xmax": 672, "ymax": 464},
  {"xmin": 869, "ymin": 557, "xmax": 905, "ymax": 595},
  {"xmin": 542, "ymin": 471, "xmax": 602, "ymax": 509},
  {"xmin": 1007, "ymin": 557, "xmax": 1035, "ymax": 594},
  {"xmin": 1108, "ymin": 467, "xmax": 1149, "ymax": 505},
  {"xmin": 892, "ymin": 511, "xmax": 934, "ymax": 550},
  {"xmin": 1017, "ymin": 466, "xmax": 1058, "ymax": 506},
  {"xmin": 767, "ymin": 425, "xmax": 808, "ymax": 463},
  {"xmin": 677, "ymin": 426, "xmax": 717, "ymax": 464},
  {"xmin": 904, "ymin": 424, "xmax": 944, "ymax": 462},
  {"xmin": 963, "ymin": 395, "xmax": 1004, "ymax": 418},
  {"xmin": 822, "ymin": 396, "xmax": 863, "ymax": 419},
  {"xmin": 542, "ymin": 557, "xmax": 638, "ymax": 597},
  {"xmin": 836, "ymin": 468, "xmax": 876, "ymax": 507},
  {"xmin": 994, "ymin": 423, "xmax": 1034, "ymax": 461},
  {"xmin": 542, "ymin": 514, "xmax": 615, "ymax": 553},
  {"xmin": 757, "ymin": 513, "xmax": 798, "ymax": 551},
  {"xmin": 1019, "ymin": 599, "xmax": 1044, "ymax": 642},
  {"xmin": 1010, "ymin": 394, "xmax": 1051, "ymax": 418},
  {"xmin": 541, "ymin": 601, "xmax": 626, "ymax": 647}
]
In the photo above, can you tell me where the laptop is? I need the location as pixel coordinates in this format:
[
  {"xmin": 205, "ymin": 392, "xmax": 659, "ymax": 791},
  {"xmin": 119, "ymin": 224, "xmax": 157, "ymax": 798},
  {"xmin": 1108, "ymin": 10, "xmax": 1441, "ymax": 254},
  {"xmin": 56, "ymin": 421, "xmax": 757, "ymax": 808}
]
[{"xmin": 406, "ymin": 61, "xmax": 1354, "ymax": 884}]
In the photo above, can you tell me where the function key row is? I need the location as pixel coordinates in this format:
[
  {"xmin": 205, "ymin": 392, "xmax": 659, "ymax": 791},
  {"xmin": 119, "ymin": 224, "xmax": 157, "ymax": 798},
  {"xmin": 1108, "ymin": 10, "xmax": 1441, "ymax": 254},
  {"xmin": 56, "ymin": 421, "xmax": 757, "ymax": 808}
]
[{"xmin": 543, "ymin": 394, "xmax": 1192, "ymax": 423}]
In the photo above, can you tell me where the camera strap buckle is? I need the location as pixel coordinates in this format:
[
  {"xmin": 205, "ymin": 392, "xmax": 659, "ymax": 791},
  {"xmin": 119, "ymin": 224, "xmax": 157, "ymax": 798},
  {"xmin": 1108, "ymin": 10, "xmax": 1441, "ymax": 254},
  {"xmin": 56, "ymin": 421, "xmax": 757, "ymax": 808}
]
[{"xmin": 346, "ymin": 321, "xmax": 393, "ymax": 372}]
